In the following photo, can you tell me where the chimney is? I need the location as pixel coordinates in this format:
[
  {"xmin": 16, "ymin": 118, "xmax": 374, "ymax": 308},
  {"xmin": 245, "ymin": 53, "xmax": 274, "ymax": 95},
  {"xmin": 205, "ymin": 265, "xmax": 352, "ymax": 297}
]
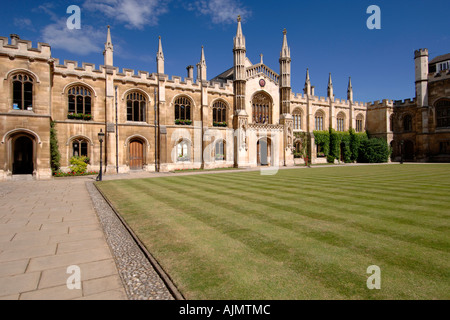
[
  {"xmin": 10, "ymin": 34, "xmax": 20, "ymax": 46},
  {"xmin": 187, "ymin": 65, "xmax": 194, "ymax": 79}
]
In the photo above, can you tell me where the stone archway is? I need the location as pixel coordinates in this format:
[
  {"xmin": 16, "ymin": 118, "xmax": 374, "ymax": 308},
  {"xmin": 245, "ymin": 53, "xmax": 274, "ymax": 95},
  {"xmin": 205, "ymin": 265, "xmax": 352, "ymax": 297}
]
[
  {"xmin": 404, "ymin": 140, "xmax": 414, "ymax": 161},
  {"xmin": 12, "ymin": 134, "xmax": 35, "ymax": 175},
  {"xmin": 257, "ymin": 137, "xmax": 272, "ymax": 166},
  {"xmin": 129, "ymin": 139, "xmax": 144, "ymax": 170}
]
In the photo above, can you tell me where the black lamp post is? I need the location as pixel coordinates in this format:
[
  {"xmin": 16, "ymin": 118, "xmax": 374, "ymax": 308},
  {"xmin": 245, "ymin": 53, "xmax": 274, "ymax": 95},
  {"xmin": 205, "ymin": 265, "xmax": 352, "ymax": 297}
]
[
  {"xmin": 400, "ymin": 140, "xmax": 404, "ymax": 164},
  {"xmin": 97, "ymin": 129, "xmax": 105, "ymax": 181}
]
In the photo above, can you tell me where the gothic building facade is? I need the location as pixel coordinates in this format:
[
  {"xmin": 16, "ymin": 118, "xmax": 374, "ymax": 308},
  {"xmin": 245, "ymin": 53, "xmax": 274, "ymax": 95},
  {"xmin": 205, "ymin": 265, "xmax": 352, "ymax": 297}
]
[{"xmin": 0, "ymin": 17, "xmax": 449, "ymax": 180}]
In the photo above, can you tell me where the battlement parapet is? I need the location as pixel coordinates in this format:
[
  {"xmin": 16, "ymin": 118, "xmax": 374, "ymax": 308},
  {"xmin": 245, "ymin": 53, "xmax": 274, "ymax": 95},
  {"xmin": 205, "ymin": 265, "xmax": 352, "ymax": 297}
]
[
  {"xmin": 367, "ymin": 99, "xmax": 394, "ymax": 108},
  {"xmin": 0, "ymin": 35, "xmax": 51, "ymax": 59},
  {"xmin": 393, "ymin": 98, "xmax": 417, "ymax": 107},
  {"xmin": 53, "ymin": 59, "xmax": 104, "ymax": 78},
  {"xmin": 207, "ymin": 80, "xmax": 233, "ymax": 93},
  {"xmin": 352, "ymin": 101, "xmax": 367, "ymax": 108},
  {"xmin": 292, "ymin": 92, "xmax": 305, "ymax": 100},
  {"xmin": 414, "ymin": 48, "xmax": 428, "ymax": 59}
]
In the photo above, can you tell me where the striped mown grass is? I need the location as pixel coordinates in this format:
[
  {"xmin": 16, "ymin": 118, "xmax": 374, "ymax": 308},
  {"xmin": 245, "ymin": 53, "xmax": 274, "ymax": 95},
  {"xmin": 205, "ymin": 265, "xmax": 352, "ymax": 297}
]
[{"xmin": 97, "ymin": 164, "xmax": 450, "ymax": 299}]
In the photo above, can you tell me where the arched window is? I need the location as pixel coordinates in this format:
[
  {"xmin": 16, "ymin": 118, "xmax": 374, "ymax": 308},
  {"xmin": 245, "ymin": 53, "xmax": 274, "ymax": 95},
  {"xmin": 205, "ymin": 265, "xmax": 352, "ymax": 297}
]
[
  {"xmin": 337, "ymin": 112, "xmax": 345, "ymax": 132},
  {"xmin": 315, "ymin": 111, "xmax": 325, "ymax": 131},
  {"xmin": 177, "ymin": 140, "xmax": 190, "ymax": 161},
  {"xmin": 215, "ymin": 140, "xmax": 226, "ymax": 161},
  {"xmin": 174, "ymin": 96, "xmax": 192, "ymax": 125},
  {"xmin": 127, "ymin": 92, "xmax": 146, "ymax": 122},
  {"xmin": 72, "ymin": 138, "xmax": 89, "ymax": 157},
  {"xmin": 252, "ymin": 92, "xmax": 272, "ymax": 124},
  {"xmin": 436, "ymin": 99, "xmax": 450, "ymax": 128},
  {"xmin": 68, "ymin": 86, "xmax": 92, "ymax": 119},
  {"xmin": 403, "ymin": 114, "xmax": 412, "ymax": 132},
  {"xmin": 292, "ymin": 108, "xmax": 302, "ymax": 130},
  {"xmin": 212, "ymin": 100, "xmax": 227, "ymax": 126},
  {"xmin": 356, "ymin": 114, "xmax": 364, "ymax": 132},
  {"xmin": 12, "ymin": 73, "xmax": 33, "ymax": 110}
]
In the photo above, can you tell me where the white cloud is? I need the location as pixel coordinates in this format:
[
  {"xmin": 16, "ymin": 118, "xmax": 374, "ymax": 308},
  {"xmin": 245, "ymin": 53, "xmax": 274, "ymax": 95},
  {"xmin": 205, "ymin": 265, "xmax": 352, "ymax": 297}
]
[
  {"xmin": 41, "ymin": 19, "xmax": 104, "ymax": 55},
  {"xmin": 13, "ymin": 18, "xmax": 34, "ymax": 31},
  {"xmin": 83, "ymin": 0, "xmax": 169, "ymax": 29},
  {"xmin": 187, "ymin": 0, "xmax": 251, "ymax": 24}
]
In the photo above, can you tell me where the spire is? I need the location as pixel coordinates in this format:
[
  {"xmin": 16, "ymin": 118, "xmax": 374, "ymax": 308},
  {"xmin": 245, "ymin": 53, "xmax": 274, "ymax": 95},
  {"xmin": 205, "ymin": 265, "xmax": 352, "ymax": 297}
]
[
  {"xmin": 234, "ymin": 15, "xmax": 246, "ymax": 50},
  {"xmin": 279, "ymin": 28, "xmax": 291, "ymax": 89},
  {"xmin": 199, "ymin": 46, "xmax": 207, "ymax": 81},
  {"xmin": 347, "ymin": 77, "xmax": 353, "ymax": 101},
  {"xmin": 103, "ymin": 25, "xmax": 113, "ymax": 66},
  {"xmin": 200, "ymin": 45, "xmax": 206, "ymax": 65},
  {"xmin": 280, "ymin": 28, "xmax": 290, "ymax": 58},
  {"xmin": 156, "ymin": 36, "xmax": 164, "ymax": 74},
  {"xmin": 327, "ymin": 73, "xmax": 334, "ymax": 99},
  {"xmin": 304, "ymin": 68, "xmax": 311, "ymax": 95},
  {"xmin": 105, "ymin": 25, "xmax": 113, "ymax": 49}
]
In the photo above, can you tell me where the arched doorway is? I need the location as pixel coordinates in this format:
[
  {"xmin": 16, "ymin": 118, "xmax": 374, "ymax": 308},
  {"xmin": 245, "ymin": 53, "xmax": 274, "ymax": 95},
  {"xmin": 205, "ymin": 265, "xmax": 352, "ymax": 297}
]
[
  {"xmin": 129, "ymin": 139, "xmax": 144, "ymax": 170},
  {"xmin": 257, "ymin": 138, "xmax": 271, "ymax": 166},
  {"xmin": 404, "ymin": 140, "xmax": 414, "ymax": 161},
  {"xmin": 340, "ymin": 142, "xmax": 346, "ymax": 162},
  {"xmin": 13, "ymin": 135, "xmax": 34, "ymax": 174}
]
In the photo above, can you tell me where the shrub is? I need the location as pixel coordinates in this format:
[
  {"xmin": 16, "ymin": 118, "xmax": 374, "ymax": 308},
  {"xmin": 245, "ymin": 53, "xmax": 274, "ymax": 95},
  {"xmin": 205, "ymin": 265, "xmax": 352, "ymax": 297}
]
[
  {"xmin": 357, "ymin": 138, "xmax": 390, "ymax": 163},
  {"xmin": 70, "ymin": 156, "xmax": 88, "ymax": 174},
  {"xmin": 327, "ymin": 154, "xmax": 335, "ymax": 163}
]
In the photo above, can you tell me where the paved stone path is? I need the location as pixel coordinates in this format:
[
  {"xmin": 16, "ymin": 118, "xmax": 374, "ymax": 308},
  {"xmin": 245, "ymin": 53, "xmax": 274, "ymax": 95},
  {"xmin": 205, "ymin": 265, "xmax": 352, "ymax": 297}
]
[{"xmin": 0, "ymin": 178, "xmax": 128, "ymax": 300}]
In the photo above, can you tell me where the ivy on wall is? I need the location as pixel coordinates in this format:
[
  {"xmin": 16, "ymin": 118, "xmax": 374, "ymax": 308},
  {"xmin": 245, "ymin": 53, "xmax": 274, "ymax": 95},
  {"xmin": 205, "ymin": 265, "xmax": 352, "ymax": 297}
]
[
  {"xmin": 293, "ymin": 132, "xmax": 310, "ymax": 159},
  {"xmin": 312, "ymin": 130, "xmax": 330, "ymax": 157},
  {"xmin": 313, "ymin": 128, "xmax": 372, "ymax": 163},
  {"xmin": 50, "ymin": 121, "xmax": 61, "ymax": 174}
]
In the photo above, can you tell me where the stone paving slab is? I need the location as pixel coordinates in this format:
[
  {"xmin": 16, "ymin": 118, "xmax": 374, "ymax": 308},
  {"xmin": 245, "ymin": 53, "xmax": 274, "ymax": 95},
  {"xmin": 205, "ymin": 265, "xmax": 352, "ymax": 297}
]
[{"xmin": 0, "ymin": 178, "xmax": 128, "ymax": 300}]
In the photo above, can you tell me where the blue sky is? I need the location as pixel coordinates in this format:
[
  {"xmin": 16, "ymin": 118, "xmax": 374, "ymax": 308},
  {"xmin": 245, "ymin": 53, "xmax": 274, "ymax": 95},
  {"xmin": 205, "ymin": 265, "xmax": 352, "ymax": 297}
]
[{"xmin": 1, "ymin": 0, "xmax": 449, "ymax": 103}]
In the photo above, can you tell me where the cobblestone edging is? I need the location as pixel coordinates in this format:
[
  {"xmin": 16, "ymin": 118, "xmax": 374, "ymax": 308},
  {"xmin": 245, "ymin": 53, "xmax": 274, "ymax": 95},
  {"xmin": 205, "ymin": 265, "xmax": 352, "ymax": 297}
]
[{"xmin": 86, "ymin": 181, "xmax": 181, "ymax": 300}]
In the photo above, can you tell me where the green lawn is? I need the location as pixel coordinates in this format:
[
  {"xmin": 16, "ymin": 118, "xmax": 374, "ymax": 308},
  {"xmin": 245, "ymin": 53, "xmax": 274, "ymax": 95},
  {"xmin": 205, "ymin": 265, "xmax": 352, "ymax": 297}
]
[{"xmin": 97, "ymin": 164, "xmax": 450, "ymax": 300}]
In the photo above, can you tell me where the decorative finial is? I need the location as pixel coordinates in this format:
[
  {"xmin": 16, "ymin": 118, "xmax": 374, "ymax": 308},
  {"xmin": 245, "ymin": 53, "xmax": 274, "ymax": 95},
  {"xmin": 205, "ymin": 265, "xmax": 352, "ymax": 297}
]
[
  {"xmin": 260, "ymin": 53, "xmax": 263, "ymax": 64},
  {"xmin": 283, "ymin": 28, "xmax": 287, "ymax": 35},
  {"xmin": 237, "ymin": 15, "xmax": 241, "ymax": 22}
]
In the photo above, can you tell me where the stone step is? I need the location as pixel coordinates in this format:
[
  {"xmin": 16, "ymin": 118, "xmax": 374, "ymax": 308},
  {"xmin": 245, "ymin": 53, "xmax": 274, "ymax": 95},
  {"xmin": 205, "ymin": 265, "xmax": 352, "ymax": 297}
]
[{"xmin": 11, "ymin": 174, "xmax": 34, "ymax": 181}]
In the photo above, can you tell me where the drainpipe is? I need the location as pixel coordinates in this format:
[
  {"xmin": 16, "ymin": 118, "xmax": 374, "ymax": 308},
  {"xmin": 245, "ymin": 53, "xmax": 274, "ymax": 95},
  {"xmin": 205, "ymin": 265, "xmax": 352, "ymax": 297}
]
[
  {"xmin": 154, "ymin": 88, "xmax": 158, "ymax": 172},
  {"xmin": 115, "ymin": 86, "xmax": 119, "ymax": 174}
]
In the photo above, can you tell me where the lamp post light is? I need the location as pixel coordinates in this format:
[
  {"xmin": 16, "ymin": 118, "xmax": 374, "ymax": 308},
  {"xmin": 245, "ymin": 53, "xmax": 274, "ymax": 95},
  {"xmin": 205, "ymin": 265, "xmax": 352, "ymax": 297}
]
[
  {"xmin": 97, "ymin": 129, "xmax": 105, "ymax": 181},
  {"xmin": 400, "ymin": 140, "xmax": 404, "ymax": 165}
]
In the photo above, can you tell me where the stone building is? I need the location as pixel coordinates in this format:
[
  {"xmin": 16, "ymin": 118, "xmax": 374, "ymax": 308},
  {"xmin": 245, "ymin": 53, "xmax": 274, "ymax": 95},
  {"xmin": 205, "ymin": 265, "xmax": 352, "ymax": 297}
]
[
  {"xmin": 367, "ymin": 49, "xmax": 450, "ymax": 162},
  {"xmin": 0, "ymin": 17, "xmax": 448, "ymax": 181}
]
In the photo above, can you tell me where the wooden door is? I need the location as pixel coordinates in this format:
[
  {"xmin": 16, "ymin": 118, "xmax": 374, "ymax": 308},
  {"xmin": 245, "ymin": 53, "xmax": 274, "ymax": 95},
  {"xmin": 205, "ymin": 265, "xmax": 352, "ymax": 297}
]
[{"xmin": 129, "ymin": 140, "xmax": 143, "ymax": 170}]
